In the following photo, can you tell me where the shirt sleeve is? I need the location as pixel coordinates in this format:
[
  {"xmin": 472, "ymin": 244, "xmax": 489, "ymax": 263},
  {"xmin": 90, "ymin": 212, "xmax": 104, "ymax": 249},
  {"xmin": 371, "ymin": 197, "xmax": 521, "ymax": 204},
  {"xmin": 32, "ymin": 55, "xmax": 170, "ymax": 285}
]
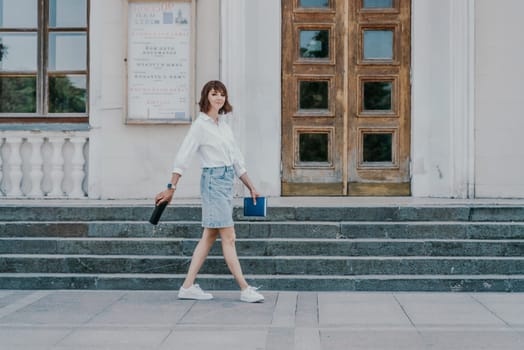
[
  {"xmin": 229, "ymin": 127, "xmax": 247, "ymax": 178},
  {"xmin": 172, "ymin": 123, "xmax": 200, "ymax": 176}
]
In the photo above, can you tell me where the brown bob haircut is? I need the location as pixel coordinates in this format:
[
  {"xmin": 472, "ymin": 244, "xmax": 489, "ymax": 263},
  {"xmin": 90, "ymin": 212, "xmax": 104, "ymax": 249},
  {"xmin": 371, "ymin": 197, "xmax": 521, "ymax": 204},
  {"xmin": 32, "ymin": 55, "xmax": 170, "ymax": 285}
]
[{"xmin": 198, "ymin": 80, "xmax": 233, "ymax": 114}]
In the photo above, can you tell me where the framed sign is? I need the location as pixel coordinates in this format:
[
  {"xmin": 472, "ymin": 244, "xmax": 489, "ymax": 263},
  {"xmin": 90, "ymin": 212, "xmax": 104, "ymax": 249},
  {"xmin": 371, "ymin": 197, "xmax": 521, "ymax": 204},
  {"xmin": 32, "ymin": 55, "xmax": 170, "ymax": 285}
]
[{"xmin": 125, "ymin": 0, "xmax": 194, "ymax": 124}]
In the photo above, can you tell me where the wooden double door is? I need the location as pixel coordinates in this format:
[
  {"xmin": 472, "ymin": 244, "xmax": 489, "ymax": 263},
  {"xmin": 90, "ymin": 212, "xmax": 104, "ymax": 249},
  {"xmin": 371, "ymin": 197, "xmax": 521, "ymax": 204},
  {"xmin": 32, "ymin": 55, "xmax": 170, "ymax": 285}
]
[{"xmin": 282, "ymin": 0, "xmax": 411, "ymax": 196}]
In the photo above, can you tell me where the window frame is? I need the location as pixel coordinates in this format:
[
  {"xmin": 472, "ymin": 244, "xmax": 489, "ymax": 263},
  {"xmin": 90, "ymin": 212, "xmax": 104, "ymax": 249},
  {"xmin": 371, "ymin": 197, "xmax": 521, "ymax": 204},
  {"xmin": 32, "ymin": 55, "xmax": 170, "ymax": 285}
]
[{"xmin": 0, "ymin": 0, "xmax": 90, "ymax": 123}]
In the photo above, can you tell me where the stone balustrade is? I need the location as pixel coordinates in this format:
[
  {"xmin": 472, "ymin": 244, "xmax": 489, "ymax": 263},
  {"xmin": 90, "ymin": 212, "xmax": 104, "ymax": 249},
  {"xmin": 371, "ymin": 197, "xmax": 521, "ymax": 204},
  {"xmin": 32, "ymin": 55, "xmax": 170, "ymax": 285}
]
[{"xmin": 0, "ymin": 132, "xmax": 89, "ymax": 198}]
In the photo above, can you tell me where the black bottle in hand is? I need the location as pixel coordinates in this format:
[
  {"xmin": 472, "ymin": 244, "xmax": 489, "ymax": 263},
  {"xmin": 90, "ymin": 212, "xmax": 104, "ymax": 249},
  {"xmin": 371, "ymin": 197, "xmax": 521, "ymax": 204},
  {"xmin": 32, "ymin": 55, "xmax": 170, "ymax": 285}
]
[{"xmin": 149, "ymin": 201, "xmax": 168, "ymax": 225}]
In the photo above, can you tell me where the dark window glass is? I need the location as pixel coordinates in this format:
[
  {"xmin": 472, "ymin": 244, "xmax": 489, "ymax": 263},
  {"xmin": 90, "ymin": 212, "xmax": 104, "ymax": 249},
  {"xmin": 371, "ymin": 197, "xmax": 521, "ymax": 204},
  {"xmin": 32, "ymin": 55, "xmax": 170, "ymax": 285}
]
[
  {"xmin": 49, "ymin": 75, "xmax": 86, "ymax": 113},
  {"xmin": 363, "ymin": 81, "xmax": 392, "ymax": 111},
  {"xmin": 299, "ymin": 0, "xmax": 329, "ymax": 8},
  {"xmin": 363, "ymin": 133, "xmax": 392, "ymax": 162},
  {"xmin": 363, "ymin": 30, "xmax": 393, "ymax": 60},
  {"xmin": 300, "ymin": 30, "xmax": 329, "ymax": 59},
  {"xmin": 0, "ymin": 76, "xmax": 37, "ymax": 113},
  {"xmin": 363, "ymin": 0, "xmax": 393, "ymax": 8},
  {"xmin": 299, "ymin": 81, "xmax": 329, "ymax": 110},
  {"xmin": 299, "ymin": 133, "xmax": 329, "ymax": 162}
]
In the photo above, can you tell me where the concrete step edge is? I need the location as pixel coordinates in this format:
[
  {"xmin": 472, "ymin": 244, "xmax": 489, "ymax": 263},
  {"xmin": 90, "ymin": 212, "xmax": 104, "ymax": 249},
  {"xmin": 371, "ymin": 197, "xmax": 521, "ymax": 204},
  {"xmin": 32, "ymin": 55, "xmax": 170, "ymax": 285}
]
[
  {"xmin": 4, "ymin": 220, "xmax": 524, "ymax": 225},
  {"xmin": 2, "ymin": 254, "xmax": 524, "ymax": 260},
  {"xmin": 1, "ymin": 273, "xmax": 524, "ymax": 279},
  {"xmin": 2, "ymin": 237, "xmax": 524, "ymax": 243}
]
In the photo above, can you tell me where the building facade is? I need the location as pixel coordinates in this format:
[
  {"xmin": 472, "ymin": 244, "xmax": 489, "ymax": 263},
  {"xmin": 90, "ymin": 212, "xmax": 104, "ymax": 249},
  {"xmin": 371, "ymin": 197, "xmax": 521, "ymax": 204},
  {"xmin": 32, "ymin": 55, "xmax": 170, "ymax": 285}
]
[{"xmin": 0, "ymin": 0, "xmax": 523, "ymax": 200}]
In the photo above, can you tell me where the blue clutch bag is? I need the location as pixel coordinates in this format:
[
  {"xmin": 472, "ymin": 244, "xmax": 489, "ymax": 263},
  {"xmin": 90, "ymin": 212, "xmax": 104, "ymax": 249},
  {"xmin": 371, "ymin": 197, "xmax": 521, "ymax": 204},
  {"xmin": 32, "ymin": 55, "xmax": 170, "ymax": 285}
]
[{"xmin": 243, "ymin": 197, "xmax": 267, "ymax": 217}]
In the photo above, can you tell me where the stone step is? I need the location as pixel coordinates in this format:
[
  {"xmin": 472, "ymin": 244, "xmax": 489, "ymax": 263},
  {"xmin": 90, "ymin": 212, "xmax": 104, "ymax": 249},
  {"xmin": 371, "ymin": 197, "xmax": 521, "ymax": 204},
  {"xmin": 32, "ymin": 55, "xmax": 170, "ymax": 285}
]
[
  {"xmin": 3, "ymin": 221, "xmax": 524, "ymax": 239},
  {"xmin": 0, "ymin": 273, "xmax": 523, "ymax": 292},
  {"xmin": 2, "ymin": 205, "xmax": 524, "ymax": 222},
  {"xmin": 1, "ymin": 238, "xmax": 523, "ymax": 257},
  {"xmin": 2, "ymin": 203, "xmax": 524, "ymax": 292},
  {"xmin": 0, "ymin": 221, "xmax": 341, "ymax": 239},
  {"xmin": 2, "ymin": 255, "xmax": 524, "ymax": 275}
]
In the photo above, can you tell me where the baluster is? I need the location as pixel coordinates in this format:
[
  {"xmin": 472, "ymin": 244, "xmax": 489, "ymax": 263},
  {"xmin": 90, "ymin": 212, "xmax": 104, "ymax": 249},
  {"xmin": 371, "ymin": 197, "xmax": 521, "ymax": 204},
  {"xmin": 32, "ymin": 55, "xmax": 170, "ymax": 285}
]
[
  {"xmin": 48, "ymin": 137, "xmax": 65, "ymax": 197},
  {"xmin": 69, "ymin": 137, "xmax": 86, "ymax": 198},
  {"xmin": 0, "ymin": 138, "xmax": 4, "ymax": 195},
  {"xmin": 28, "ymin": 137, "xmax": 45, "ymax": 197},
  {"xmin": 5, "ymin": 137, "xmax": 24, "ymax": 197}
]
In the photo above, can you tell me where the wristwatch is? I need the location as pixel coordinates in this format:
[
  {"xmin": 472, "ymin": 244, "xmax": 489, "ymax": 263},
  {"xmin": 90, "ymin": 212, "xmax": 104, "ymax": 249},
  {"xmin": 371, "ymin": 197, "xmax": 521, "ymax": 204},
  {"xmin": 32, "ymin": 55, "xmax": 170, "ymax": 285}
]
[{"xmin": 167, "ymin": 183, "xmax": 176, "ymax": 190}]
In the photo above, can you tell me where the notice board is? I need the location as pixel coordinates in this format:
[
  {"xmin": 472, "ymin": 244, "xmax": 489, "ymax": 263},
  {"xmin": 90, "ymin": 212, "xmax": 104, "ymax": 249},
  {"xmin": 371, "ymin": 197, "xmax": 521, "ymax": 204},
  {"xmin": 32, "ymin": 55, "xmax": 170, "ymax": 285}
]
[{"xmin": 125, "ymin": 0, "xmax": 194, "ymax": 124}]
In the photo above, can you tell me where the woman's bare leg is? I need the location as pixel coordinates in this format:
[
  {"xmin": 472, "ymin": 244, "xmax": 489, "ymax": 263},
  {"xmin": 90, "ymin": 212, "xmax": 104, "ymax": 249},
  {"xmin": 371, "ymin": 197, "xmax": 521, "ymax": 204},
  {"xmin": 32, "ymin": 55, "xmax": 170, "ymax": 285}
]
[
  {"xmin": 219, "ymin": 226, "xmax": 249, "ymax": 290},
  {"xmin": 182, "ymin": 228, "xmax": 218, "ymax": 288}
]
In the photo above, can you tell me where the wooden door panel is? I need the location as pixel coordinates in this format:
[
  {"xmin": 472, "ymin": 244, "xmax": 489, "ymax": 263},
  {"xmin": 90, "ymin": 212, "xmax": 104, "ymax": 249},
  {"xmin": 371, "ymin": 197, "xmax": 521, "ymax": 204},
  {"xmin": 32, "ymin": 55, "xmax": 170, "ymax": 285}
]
[
  {"xmin": 282, "ymin": 0, "xmax": 410, "ymax": 196},
  {"xmin": 282, "ymin": 0, "xmax": 346, "ymax": 195}
]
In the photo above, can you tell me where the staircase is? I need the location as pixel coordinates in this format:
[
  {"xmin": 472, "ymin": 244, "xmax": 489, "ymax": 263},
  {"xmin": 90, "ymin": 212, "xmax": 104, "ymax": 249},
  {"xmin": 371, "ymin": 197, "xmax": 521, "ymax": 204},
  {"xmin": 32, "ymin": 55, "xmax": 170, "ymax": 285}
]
[{"xmin": 1, "ymin": 203, "xmax": 523, "ymax": 291}]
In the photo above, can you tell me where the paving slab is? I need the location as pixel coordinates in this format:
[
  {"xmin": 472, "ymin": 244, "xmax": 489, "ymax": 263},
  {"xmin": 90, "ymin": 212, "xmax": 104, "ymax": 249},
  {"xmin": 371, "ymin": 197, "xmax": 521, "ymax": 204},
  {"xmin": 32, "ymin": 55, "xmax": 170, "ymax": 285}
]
[
  {"xmin": 0, "ymin": 290, "xmax": 523, "ymax": 350},
  {"xmin": 160, "ymin": 328, "xmax": 268, "ymax": 350},
  {"xmin": 321, "ymin": 329, "xmax": 426, "ymax": 350},
  {"xmin": 318, "ymin": 292, "xmax": 412, "ymax": 327},
  {"xmin": 471, "ymin": 293, "xmax": 524, "ymax": 326},
  {"xmin": 0, "ymin": 291, "xmax": 124, "ymax": 325},
  {"xmin": 419, "ymin": 329, "xmax": 524, "ymax": 350},
  {"xmin": 394, "ymin": 292, "xmax": 507, "ymax": 327},
  {"xmin": 87, "ymin": 291, "xmax": 192, "ymax": 326},
  {"xmin": 58, "ymin": 328, "xmax": 170, "ymax": 349},
  {"xmin": 295, "ymin": 292, "xmax": 319, "ymax": 327}
]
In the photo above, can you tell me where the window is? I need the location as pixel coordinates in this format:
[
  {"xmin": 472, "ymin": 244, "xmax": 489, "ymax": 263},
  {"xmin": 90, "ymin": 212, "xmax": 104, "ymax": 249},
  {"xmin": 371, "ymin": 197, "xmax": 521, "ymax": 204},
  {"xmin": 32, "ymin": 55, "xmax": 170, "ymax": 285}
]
[{"xmin": 0, "ymin": 0, "xmax": 89, "ymax": 122}]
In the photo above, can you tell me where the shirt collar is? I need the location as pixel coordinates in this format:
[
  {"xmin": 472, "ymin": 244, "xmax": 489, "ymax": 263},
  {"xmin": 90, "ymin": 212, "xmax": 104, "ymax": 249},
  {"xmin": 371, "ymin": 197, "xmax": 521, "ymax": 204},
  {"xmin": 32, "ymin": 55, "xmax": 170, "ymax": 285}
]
[{"xmin": 199, "ymin": 111, "xmax": 224, "ymax": 124}]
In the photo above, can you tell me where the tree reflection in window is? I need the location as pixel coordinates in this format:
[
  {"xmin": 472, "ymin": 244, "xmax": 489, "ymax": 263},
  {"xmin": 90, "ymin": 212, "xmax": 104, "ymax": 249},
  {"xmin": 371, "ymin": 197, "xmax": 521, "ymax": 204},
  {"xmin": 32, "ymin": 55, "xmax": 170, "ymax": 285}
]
[
  {"xmin": 300, "ymin": 133, "xmax": 329, "ymax": 162},
  {"xmin": 300, "ymin": 30, "xmax": 329, "ymax": 59},
  {"xmin": 363, "ymin": 133, "xmax": 392, "ymax": 162},
  {"xmin": 300, "ymin": 81, "xmax": 329, "ymax": 110},
  {"xmin": 364, "ymin": 81, "xmax": 392, "ymax": 111},
  {"xmin": 49, "ymin": 75, "xmax": 86, "ymax": 113},
  {"xmin": 0, "ymin": 41, "xmax": 6, "ymax": 61},
  {"xmin": 0, "ymin": 76, "xmax": 37, "ymax": 113}
]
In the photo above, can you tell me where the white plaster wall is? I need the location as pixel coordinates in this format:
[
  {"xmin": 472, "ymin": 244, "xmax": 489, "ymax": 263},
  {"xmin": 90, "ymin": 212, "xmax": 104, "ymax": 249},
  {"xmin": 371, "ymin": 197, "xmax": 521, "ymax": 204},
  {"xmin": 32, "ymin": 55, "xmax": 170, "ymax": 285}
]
[
  {"xmin": 475, "ymin": 0, "xmax": 524, "ymax": 197},
  {"xmin": 186, "ymin": 0, "xmax": 280, "ymax": 199},
  {"xmin": 411, "ymin": 0, "xmax": 454, "ymax": 197},
  {"xmin": 411, "ymin": 0, "xmax": 475, "ymax": 198},
  {"xmin": 238, "ymin": 0, "xmax": 281, "ymax": 197},
  {"xmin": 89, "ymin": 0, "xmax": 220, "ymax": 199}
]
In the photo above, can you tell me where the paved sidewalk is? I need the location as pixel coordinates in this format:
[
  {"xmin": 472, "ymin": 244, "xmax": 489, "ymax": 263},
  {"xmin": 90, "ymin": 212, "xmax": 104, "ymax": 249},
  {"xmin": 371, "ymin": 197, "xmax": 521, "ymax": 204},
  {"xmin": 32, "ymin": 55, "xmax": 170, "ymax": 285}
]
[{"xmin": 0, "ymin": 290, "xmax": 523, "ymax": 350}]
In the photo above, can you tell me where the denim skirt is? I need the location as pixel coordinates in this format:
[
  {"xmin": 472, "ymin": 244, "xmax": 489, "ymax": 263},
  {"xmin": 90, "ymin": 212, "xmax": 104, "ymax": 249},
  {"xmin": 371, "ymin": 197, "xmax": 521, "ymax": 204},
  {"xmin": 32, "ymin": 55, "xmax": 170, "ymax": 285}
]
[{"xmin": 200, "ymin": 166, "xmax": 235, "ymax": 228}]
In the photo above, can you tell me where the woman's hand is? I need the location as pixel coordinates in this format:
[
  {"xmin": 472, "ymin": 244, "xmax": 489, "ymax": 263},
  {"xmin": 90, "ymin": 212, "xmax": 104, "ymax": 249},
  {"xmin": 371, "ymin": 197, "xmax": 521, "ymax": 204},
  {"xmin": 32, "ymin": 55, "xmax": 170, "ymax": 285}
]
[
  {"xmin": 249, "ymin": 188, "xmax": 261, "ymax": 205},
  {"xmin": 239, "ymin": 172, "xmax": 260, "ymax": 205},
  {"xmin": 155, "ymin": 189, "xmax": 174, "ymax": 205}
]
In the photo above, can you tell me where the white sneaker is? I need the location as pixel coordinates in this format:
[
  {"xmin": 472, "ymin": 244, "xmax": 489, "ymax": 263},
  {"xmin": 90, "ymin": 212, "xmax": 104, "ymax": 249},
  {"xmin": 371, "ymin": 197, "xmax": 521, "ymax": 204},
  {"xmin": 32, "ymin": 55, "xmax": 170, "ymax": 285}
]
[
  {"xmin": 178, "ymin": 284, "xmax": 213, "ymax": 300},
  {"xmin": 240, "ymin": 286, "xmax": 264, "ymax": 303}
]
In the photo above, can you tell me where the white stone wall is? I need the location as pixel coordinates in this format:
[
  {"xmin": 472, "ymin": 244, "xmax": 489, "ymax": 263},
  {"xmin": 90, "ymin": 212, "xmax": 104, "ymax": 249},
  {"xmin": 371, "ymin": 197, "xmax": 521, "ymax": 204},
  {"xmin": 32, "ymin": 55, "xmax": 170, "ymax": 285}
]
[
  {"xmin": 475, "ymin": 0, "xmax": 524, "ymax": 197},
  {"xmin": 411, "ymin": 0, "xmax": 475, "ymax": 198},
  {"xmin": 88, "ymin": 0, "xmax": 281, "ymax": 199},
  {"xmin": 89, "ymin": 0, "xmax": 220, "ymax": 199},
  {"xmin": 84, "ymin": 0, "xmax": 524, "ymax": 199},
  {"xmin": 220, "ymin": 0, "xmax": 281, "ymax": 198}
]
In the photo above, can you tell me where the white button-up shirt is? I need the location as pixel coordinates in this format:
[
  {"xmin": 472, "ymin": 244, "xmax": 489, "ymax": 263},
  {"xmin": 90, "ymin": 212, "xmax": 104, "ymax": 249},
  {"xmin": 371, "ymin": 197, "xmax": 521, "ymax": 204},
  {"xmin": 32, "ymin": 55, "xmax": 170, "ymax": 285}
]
[{"xmin": 172, "ymin": 112, "xmax": 247, "ymax": 177}]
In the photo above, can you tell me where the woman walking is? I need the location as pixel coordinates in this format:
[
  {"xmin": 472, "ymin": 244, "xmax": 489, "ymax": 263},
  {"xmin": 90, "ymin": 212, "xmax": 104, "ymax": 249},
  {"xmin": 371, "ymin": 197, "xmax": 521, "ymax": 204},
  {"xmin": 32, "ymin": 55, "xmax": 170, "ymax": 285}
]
[{"xmin": 155, "ymin": 80, "xmax": 264, "ymax": 303}]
